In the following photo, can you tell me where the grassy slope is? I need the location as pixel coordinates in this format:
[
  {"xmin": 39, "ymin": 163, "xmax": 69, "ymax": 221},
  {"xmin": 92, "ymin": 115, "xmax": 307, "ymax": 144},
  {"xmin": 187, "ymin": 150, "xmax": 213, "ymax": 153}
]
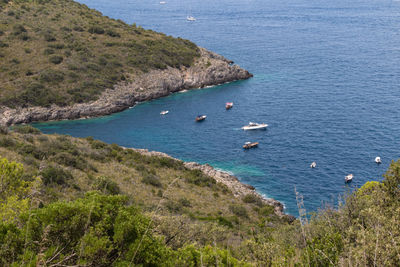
[
  {"xmin": 0, "ymin": 0, "xmax": 200, "ymax": 108},
  {"xmin": 0, "ymin": 127, "xmax": 290, "ymax": 257}
]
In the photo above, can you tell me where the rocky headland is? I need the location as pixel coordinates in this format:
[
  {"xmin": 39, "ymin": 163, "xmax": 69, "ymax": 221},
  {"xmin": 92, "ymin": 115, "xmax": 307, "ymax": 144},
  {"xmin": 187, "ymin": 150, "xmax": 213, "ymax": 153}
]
[
  {"xmin": 0, "ymin": 48, "xmax": 252, "ymax": 126},
  {"xmin": 131, "ymin": 148, "xmax": 292, "ymax": 219}
]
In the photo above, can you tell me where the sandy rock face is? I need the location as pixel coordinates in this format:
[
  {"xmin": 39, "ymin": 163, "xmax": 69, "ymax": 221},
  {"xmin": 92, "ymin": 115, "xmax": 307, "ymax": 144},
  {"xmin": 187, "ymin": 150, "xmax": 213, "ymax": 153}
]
[{"xmin": 0, "ymin": 48, "xmax": 252, "ymax": 126}]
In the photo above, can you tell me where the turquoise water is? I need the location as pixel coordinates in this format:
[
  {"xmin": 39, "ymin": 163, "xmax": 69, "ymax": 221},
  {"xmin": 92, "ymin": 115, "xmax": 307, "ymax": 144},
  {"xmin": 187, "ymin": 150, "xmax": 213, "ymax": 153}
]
[{"xmin": 33, "ymin": 0, "xmax": 400, "ymax": 215}]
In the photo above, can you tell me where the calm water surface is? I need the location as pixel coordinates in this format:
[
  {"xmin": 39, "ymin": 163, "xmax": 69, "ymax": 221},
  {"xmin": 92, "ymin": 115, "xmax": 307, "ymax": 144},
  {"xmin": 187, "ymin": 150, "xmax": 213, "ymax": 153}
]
[{"xmin": 34, "ymin": 0, "xmax": 400, "ymax": 215}]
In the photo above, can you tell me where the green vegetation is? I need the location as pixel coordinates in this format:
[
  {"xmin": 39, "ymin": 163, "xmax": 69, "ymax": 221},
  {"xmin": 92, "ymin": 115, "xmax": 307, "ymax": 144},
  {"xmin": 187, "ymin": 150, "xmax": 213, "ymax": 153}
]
[
  {"xmin": 0, "ymin": 0, "xmax": 200, "ymax": 108},
  {"xmin": 1, "ymin": 127, "xmax": 400, "ymax": 265}
]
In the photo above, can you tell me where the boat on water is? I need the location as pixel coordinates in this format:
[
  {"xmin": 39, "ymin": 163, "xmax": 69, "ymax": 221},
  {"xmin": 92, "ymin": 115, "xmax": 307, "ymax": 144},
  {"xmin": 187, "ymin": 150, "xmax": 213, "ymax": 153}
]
[
  {"xmin": 375, "ymin": 157, "xmax": 382, "ymax": 164},
  {"xmin": 187, "ymin": 16, "xmax": 196, "ymax": 21},
  {"xmin": 345, "ymin": 174, "xmax": 354, "ymax": 183},
  {"xmin": 310, "ymin": 162, "xmax": 316, "ymax": 168},
  {"xmin": 160, "ymin": 110, "xmax": 169, "ymax": 115},
  {"xmin": 243, "ymin": 142, "xmax": 258, "ymax": 149},
  {"xmin": 159, "ymin": 1, "xmax": 166, "ymax": 4},
  {"xmin": 226, "ymin": 102, "xmax": 233, "ymax": 110},
  {"xmin": 195, "ymin": 115, "xmax": 206, "ymax": 122},
  {"xmin": 241, "ymin": 122, "xmax": 268, "ymax": 130}
]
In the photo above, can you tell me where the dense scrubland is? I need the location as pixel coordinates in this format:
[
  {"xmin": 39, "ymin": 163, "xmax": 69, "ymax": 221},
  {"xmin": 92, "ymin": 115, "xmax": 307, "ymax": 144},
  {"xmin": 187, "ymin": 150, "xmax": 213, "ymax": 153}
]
[
  {"xmin": 0, "ymin": 0, "xmax": 200, "ymax": 108},
  {"xmin": 0, "ymin": 126, "xmax": 400, "ymax": 266}
]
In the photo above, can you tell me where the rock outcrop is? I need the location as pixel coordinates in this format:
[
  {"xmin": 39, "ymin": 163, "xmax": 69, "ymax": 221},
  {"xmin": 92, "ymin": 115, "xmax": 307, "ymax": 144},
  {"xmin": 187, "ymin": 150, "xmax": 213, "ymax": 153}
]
[
  {"xmin": 0, "ymin": 48, "xmax": 252, "ymax": 126},
  {"xmin": 131, "ymin": 148, "xmax": 287, "ymax": 217}
]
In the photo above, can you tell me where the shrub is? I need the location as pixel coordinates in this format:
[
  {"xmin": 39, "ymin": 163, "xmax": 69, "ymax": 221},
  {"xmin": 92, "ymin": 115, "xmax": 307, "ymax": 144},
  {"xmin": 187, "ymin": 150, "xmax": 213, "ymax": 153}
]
[
  {"xmin": 229, "ymin": 205, "xmax": 248, "ymax": 218},
  {"xmin": 12, "ymin": 24, "xmax": 26, "ymax": 35},
  {"xmin": 39, "ymin": 69, "xmax": 64, "ymax": 83},
  {"xmin": 93, "ymin": 176, "xmax": 120, "ymax": 195},
  {"xmin": 88, "ymin": 26, "xmax": 104, "ymax": 34},
  {"xmin": 165, "ymin": 200, "xmax": 182, "ymax": 213},
  {"xmin": 242, "ymin": 193, "xmax": 264, "ymax": 207},
  {"xmin": 141, "ymin": 174, "xmax": 162, "ymax": 187},
  {"xmin": 49, "ymin": 55, "xmax": 63, "ymax": 64},
  {"xmin": 0, "ymin": 137, "xmax": 16, "ymax": 147},
  {"xmin": 41, "ymin": 165, "xmax": 73, "ymax": 185},
  {"xmin": 0, "ymin": 126, "xmax": 8, "ymax": 135},
  {"xmin": 43, "ymin": 48, "xmax": 55, "ymax": 55},
  {"xmin": 52, "ymin": 152, "xmax": 87, "ymax": 170},
  {"xmin": 178, "ymin": 197, "xmax": 191, "ymax": 207},
  {"xmin": 12, "ymin": 125, "xmax": 41, "ymax": 135},
  {"xmin": 185, "ymin": 169, "xmax": 216, "ymax": 187}
]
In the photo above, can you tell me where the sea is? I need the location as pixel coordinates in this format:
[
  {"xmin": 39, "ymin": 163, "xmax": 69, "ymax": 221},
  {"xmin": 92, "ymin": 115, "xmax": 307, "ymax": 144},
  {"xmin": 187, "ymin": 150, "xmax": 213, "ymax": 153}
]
[{"xmin": 33, "ymin": 0, "xmax": 400, "ymax": 215}]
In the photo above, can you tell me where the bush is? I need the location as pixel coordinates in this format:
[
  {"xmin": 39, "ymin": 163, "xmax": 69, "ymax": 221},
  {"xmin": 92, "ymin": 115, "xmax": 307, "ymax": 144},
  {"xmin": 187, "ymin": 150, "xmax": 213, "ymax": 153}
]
[
  {"xmin": 49, "ymin": 55, "xmax": 63, "ymax": 64},
  {"xmin": 229, "ymin": 205, "xmax": 248, "ymax": 218},
  {"xmin": 141, "ymin": 174, "xmax": 162, "ymax": 187},
  {"xmin": 12, "ymin": 125, "xmax": 41, "ymax": 135},
  {"xmin": 41, "ymin": 165, "xmax": 73, "ymax": 185},
  {"xmin": 52, "ymin": 152, "xmax": 87, "ymax": 170},
  {"xmin": 0, "ymin": 126, "xmax": 8, "ymax": 135},
  {"xmin": 185, "ymin": 169, "xmax": 216, "ymax": 187},
  {"xmin": 39, "ymin": 69, "xmax": 64, "ymax": 83},
  {"xmin": 242, "ymin": 193, "xmax": 264, "ymax": 207},
  {"xmin": 93, "ymin": 176, "xmax": 120, "ymax": 195},
  {"xmin": 178, "ymin": 197, "xmax": 191, "ymax": 207},
  {"xmin": 12, "ymin": 24, "xmax": 26, "ymax": 35},
  {"xmin": 88, "ymin": 26, "xmax": 104, "ymax": 34},
  {"xmin": 165, "ymin": 200, "xmax": 182, "ymax": 213},
  {"xmin": 0, "ymin": 137, "xmax": 16, "ymax": 147}
]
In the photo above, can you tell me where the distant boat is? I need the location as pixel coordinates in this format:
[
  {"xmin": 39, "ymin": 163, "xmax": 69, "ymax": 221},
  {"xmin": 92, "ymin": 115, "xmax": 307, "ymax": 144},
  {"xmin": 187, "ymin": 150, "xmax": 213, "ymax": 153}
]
[
  {"xmin": 225, "ymin": 102, "xmax": 233, "ymax": 110},
  {"xmin": 310, "ymin": 162, "xmax": 316, "ymax": 168},
  {"xmin": 375, "ymin": 157, "xmax": 382, "ymax": 164},
  {"xmin": 241, "ymin": 122, "xmax": 268, "ymax": 130},
  {"xmin": 243, "ymin": 141, "xmax": 258, "ymax": 149},
  {"xmin": 159, "ymin": 1, "xmax": 166, "ymax": 4},
  {"xmin": 345, "ymin": 174, "xmax": 354, "ymax": 183},
  {"xmin": 160, "ymin": 110, "xmax": 169, "ymax": 115},
  {"xmin": 195, "ymin": 115, "xmax": 206, "ymax": 122},
  {"xmin": 187, "ymin": 16, "xmax": 196, "ymax": 21}
]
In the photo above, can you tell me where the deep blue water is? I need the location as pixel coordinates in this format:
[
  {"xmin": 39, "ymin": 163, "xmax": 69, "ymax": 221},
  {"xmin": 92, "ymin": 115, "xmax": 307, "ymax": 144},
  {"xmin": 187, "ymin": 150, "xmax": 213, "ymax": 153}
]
[{"xmin": 33, "ymin": 0, "xmax": 400, "ymax": 215}]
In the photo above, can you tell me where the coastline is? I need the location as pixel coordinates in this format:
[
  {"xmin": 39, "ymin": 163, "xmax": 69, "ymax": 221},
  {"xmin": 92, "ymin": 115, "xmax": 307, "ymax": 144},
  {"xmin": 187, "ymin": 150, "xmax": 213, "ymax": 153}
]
[
  {"xmin": 131, "ymin": 147, "xmax": 291, "ymax": 219},
  {"xmin": 0, "ymin": 47, "xmax": 252, "ymax": 126}
]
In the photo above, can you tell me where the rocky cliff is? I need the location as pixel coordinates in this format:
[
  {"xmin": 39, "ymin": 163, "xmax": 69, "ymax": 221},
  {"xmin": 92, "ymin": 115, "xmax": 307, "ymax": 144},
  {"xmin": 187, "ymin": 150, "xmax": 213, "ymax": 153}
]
[{"xmin": 0, "ymin": 48, "xmax": 252, "ymax": 126}]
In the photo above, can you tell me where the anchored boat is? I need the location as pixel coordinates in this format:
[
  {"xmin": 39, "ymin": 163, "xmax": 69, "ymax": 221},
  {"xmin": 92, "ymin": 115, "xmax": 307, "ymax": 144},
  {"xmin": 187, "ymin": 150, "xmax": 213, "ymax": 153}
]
[
  {"xmin": 225, "ymin": 102, "xmax": 233, "ymax": 110},
  {"xmin": 160, "ymin": 110, "xmax": 169, "ymax": 115},
  {"xmin": 243, "ymin": 142, "xmax": 259, "ymax": 149},
  {"xmin": 375, "ymin": 157, "xmax": 382, "ymax": 164},
  {"xmin": 310, "ymin": 162, "xmax": 316, "ymax": 168},
  {"xmin": 195, "ymin": 115, "xmax": 206, "ymax": 122},
  {"xmin": 241, "ymin": 122, "xmax": 268, "ymax": 130},
  {"xmin": 187, "ymin": 16, "xmax": 196, "ymax": 21},
  {"xmin": 345, "ymin": 174, "xmax": 353, "ymax": 183}
]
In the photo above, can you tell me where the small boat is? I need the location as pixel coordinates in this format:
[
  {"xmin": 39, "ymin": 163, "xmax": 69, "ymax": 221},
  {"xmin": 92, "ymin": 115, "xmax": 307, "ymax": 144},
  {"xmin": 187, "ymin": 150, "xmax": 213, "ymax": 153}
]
[
  {"xmin": 243, "ymin": 142, "xmax": 258, "ymax": 149},
  {"xmin": 241, "ymin": 122, "xmax": 268, "ymax": 130},
  {"xmin": 375, "ymin": 157, "xmax": 382, "ymax": 164},
  {"xmin": 310, "ymin": 162, "xmax": 316, "ymax": 168},
  {"xmin": 187, "ymin": 16, "xmax": 196, "ymax": 21},
  {"xmin": 345, "ymin": 174, "xmax": 354, "ymax": 183},
  {"xmin": 226, "ymin": 102, "xmax": 233, "ymax": 110},
  {"xmin": 195, "ymin": 115, "xmax": 206, "ymax": 122},
  {"xmin": 160, "ymin": 110, "xmax": 169, "ymax": 115},
  {"xmin": 159, "ymin": 1, "xmax": 166, "ymax": 4}
]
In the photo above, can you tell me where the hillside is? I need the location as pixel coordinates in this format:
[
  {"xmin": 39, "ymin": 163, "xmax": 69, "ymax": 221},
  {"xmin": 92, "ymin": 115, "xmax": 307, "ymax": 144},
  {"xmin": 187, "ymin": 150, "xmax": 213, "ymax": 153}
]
[
  {"xmin": 1, "ymin": 126, "xmax": 400, "ymax": 265},
  {"xmin": 0, "ymin": 0, "xmax": 252, "ymax": 126}
]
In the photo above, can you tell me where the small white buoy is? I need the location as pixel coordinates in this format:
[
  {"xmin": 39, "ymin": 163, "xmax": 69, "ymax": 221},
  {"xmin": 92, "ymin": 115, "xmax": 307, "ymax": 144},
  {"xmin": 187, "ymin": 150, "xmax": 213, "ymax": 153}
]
[
  {"xmin": 375, "ymin": 157, "xmax": 381, "ymax": 164},
  {"xmin": 310, "ymin": 162, "xmax": 316, "ymax": 168}
]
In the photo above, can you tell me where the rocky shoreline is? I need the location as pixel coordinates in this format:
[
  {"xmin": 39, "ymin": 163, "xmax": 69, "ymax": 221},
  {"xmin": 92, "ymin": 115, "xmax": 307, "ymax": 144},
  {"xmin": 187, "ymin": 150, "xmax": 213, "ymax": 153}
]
[
  {"xmin": 0, "ymin": 47, "xmax": 252, "ymax": 126},
  {"xmin": 132, "ymin": 148, "xmax": 291, "ymax": 219}
]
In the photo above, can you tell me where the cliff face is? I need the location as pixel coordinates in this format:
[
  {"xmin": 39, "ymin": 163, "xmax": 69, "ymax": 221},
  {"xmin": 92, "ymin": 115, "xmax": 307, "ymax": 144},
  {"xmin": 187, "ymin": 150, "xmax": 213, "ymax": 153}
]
[{"xmin": 0, "ymin": 48, "xmax": 252, "ymax": 126}]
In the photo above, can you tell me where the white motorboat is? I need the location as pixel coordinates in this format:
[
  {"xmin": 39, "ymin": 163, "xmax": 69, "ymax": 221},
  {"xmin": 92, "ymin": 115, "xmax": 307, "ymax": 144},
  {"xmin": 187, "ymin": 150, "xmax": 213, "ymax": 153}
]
[
  {"xmin": 160, "ymin": 110, "xmax": 169, "ymax": 115},
  {"xmin": 375, "ymin": 157, "xmax": 382, "ymax": 164},
  {"xmin": 160, "ymin": 1, "xmax": 166, "ymax": 4},
  {"xmin": 241, "ymin": 122, "xmax": 268, "ymax": 130},
  {"xmin": 195, "ymin": 115, "xmax": 206, "ymax": 121},
  {"xmin": 310, "ymin": 162, "xmax": 316, "ymax": 168},
  {"xmin": 187, "ymin": 16, "xmax": 196, "ymax": 21},
  {"xmin": 345, "ymin": 174, "xmax": 354, "ymax": 183}
]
